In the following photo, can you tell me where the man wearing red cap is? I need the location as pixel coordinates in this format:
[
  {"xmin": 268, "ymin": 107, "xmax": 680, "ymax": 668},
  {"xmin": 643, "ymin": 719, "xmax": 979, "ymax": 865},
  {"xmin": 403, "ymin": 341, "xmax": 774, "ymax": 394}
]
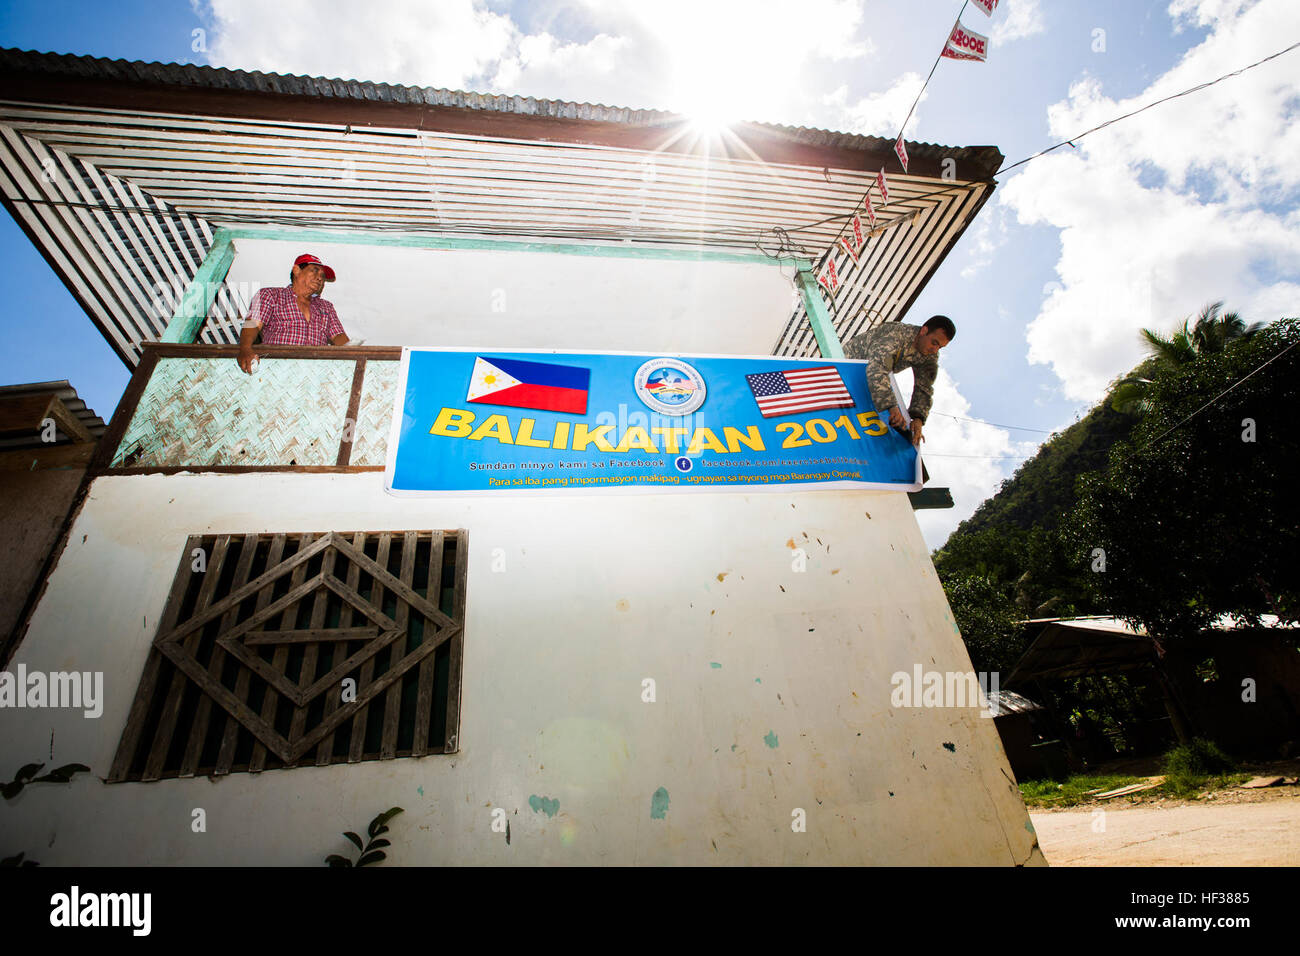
[{"xmin": 237, "ymin": 254, "xmax": 349, "ymax": 373}]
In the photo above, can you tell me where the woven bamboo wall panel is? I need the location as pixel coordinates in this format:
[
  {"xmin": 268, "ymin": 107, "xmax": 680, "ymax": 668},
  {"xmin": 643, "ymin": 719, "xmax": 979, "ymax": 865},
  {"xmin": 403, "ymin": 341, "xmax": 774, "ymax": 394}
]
[
  {"xmin": 111, "ymin": 357, "xmax": 355, "ymax": 467},
  {"xmin": 350, "ymin": 360, "xmax": 399, "ymax": 467}
]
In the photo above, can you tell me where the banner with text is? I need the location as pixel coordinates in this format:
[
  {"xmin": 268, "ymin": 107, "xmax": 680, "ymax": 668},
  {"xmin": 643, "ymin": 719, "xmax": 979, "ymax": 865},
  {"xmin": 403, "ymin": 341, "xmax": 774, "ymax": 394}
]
[{"xmin": 384, "ymin": 348, "xmax": 922, "ymax": 495}]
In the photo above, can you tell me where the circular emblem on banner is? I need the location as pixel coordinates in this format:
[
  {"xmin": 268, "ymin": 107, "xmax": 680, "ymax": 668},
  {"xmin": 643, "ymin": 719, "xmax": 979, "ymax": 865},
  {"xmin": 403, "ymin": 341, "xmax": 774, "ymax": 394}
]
[
  {"xmin": 634, "ymin": 359, "xmax": 707, "ymax": 416},
  {"xmin": 674, "ymin": 456, "xmax": 693, "ymax": 473}
]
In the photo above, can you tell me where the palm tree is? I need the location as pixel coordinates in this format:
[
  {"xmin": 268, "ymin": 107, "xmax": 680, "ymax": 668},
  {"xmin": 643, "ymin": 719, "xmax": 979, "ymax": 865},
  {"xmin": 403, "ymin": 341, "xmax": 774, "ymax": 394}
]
[{"xmin": 1110, "ymin": 303, "xmax": 1265, "ymax": 414}]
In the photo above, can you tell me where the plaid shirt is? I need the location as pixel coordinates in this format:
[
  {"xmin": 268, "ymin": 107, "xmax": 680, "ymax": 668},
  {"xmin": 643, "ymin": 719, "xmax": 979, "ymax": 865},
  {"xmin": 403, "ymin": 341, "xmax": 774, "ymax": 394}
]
[{"xmin": 248, "ymin": 286, "xmax": 346, "ymax": 346}]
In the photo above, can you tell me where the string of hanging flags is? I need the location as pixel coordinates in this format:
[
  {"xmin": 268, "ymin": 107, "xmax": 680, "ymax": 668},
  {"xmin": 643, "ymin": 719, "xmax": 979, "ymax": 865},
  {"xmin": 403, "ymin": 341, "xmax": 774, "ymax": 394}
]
[{"xmin": 817, "ymin": 0, "xmax": 999, "ymax": 298}]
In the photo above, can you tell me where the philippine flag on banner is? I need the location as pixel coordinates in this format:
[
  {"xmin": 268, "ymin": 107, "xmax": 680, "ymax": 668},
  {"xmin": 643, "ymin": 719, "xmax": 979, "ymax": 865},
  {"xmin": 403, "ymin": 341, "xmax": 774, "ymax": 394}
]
[{"xmin": 466, "ymin": 356, "xmax": 590, "ymax": 414}]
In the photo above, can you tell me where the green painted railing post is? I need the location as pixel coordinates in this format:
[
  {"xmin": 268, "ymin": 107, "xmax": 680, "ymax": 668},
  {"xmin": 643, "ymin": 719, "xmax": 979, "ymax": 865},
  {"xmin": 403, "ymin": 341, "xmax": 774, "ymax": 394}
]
[
  {"xmin": 161, "ymin": 228, "xmax": 236, "ymax": 343},
  {"xmin": 795, "ymin": 268, "xmax": 844, "ymax": 359}
]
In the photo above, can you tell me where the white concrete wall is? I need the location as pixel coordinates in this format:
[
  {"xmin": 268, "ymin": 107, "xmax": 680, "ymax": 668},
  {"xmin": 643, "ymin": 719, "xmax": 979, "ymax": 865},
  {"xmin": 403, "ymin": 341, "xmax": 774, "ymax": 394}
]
[
  {"xmin": 0, "ymin": 473, "xmax": 1043, "ymax": 865},
  {"xmin": 223, "ymin": 238, "xmax": 799, "ymax": 355}
]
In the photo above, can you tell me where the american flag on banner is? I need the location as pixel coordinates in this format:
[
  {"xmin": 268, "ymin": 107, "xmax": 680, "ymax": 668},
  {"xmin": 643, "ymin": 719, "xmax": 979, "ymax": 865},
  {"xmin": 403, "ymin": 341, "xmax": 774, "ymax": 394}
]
[
  {"xmin": 818, "ymin": 256, "xmax": 840, "ymax": 293},
  {"xmin": 877, "ymin": 167, "xmax": 890, "ymax": 205},
  {"xmin": 971, "ymin": 0, "xmax": 998, "ymax": 15},
  {"xmin": 746, "ymin": 366, "xmax": 855, "ymax": 418},
  {"xmin": 865, "ymin": 191, "xmax": 876, "ymax": 227},
  {"xmin": 851, "ymin": 213, "xmax": 865, "ymax": 248},
  {"xmin": 839, "ymin": 236, "xmax": 858, "ymax": 263},
  {"xmin": 894, "ymin": 135, "xmax": 909, "ymax": 172}
]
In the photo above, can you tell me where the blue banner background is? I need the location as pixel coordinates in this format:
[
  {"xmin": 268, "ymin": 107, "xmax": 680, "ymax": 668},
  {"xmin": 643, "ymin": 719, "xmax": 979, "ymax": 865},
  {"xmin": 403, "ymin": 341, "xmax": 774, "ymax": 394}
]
[{"xmin": 385, "ymin": 349, "xmax": 920, "ymax": 494}]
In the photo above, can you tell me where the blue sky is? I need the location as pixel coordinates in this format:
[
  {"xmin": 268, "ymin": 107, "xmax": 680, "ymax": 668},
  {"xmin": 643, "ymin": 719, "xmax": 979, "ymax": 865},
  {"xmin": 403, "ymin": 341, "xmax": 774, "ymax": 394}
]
[{"xmin": 2, "ymin": 0, "xmax": 1296, "ymax": 547}]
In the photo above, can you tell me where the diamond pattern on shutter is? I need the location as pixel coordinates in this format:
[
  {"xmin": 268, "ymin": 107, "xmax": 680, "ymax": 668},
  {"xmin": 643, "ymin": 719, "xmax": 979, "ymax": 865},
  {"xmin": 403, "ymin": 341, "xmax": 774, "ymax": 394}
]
[{"xmin": 109, "ymin": 530, "xmax": 466, "ymax": 782}]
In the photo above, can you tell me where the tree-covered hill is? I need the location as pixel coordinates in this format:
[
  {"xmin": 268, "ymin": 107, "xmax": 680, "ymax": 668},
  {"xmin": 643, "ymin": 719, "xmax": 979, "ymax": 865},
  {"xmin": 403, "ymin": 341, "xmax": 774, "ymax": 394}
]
[{"xmin": 942, "ymin": 395, "xmax": 1138, "ymax": 540}]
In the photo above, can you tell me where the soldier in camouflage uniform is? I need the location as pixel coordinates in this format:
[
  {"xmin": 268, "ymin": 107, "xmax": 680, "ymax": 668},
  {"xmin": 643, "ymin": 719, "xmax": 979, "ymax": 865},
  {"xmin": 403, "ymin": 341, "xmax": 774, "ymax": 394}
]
[{"xmin": 842, "ymin": 316, "xmax": 955, "ymax": 447}]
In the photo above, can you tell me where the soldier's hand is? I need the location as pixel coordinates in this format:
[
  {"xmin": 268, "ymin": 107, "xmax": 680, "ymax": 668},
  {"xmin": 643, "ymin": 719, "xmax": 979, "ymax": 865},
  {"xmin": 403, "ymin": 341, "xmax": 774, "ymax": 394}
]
[
  {"xmin": 910, "ymin": 419, "xmax": 924, "ymax": 447},
  {"xmin": 888, "ymin": 406, "xmax": 906, "ymax": 428}
]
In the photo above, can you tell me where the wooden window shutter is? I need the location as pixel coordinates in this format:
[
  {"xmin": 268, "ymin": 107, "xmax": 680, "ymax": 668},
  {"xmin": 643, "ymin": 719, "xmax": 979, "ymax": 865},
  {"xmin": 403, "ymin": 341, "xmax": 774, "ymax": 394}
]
[{"xmin": 109, "ymin": 530, "xmax": 466, "ymax": 782}]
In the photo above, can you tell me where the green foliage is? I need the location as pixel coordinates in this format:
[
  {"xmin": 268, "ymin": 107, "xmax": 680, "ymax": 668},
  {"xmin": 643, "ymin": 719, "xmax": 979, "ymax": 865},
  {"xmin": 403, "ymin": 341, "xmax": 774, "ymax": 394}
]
[
  {"xmin": 1163, "ymin": 738, "xmax": 1236, "ymax": 777},
  {"xmin": 1072, "ymin": 317, "xmax": 1300, "ymax": 640},
  {"xmin": 1019, "ymin": 769, "xmax": 1250, "ymax": 806},
  {"xmin": 940, "ymin": 573, "xmax": 1025, "ymax": 673},
  {"xmin": 2, "ymin": 760, "xmax": 92, "ymax": 866},
  {"xmin": 1162, "ymin": 739, "xmax": 1240, "ymax": 796},
  {"xmin": 941, "ymin": 400, "xmax": 1139, "ymax": 540},
  {"xmin": 2, "ymin": 762, "xmax": 92, "ymax": 800},
  {"xmin": 1112, "ymin": 302, "xmax": 1267, "ymax": 415},
  {"xmin": 325, "ymin": 806, "xmax": 404, "ymax": 867},
  {"xmin": 1019, "ymin": 774, "xmax": 1145, "ymax": 807}
]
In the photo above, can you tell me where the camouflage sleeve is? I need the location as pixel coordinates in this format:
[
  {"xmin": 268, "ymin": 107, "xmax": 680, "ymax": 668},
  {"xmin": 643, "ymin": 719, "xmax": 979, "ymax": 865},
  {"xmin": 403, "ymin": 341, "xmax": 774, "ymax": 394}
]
[
  {"xmin": 908, "ymin": 357, "xmax": 937, "ymax": 422},
  {"xmin": 845, "ymin": 329, "xmax": 902, "ymax": 414}
]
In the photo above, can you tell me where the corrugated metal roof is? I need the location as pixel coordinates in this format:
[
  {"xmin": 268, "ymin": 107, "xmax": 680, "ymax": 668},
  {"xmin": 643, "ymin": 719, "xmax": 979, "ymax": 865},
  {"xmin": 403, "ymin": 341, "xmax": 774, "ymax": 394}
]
[
  {"xmin": 0, "ymin": 47, "xmax": 1003, "ymax": 176},
  {"xmin": 986, "ymin": 690, "xmax": 1045, "ymax": 717},
  {"xmin": 0, "ymin": 48, "xmax": 1002, "ymax": 367},
  {"xmin": 0, "ymin": 378, "xmax": 107, "ymax": 449}
]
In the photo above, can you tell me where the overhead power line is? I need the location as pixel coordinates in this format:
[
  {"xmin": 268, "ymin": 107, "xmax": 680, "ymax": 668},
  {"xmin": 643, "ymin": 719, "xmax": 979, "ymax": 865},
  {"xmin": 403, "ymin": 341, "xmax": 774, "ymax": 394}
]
[
  {"xmin": 932, "ymin": 411, "xmax": 1053, "ymax": 433},
  {"xmin": 1142, "ymin": 336, "xmax": 1298, "ymax": 447},
  {"xmin": 924, "ymin": 452, "xmax": 1031, "ymax": 460},
  {"xmin": 783, "ymin": 37, "xmax": 1300, "ymax": 244},
  {"xmin": 998, "ymin": 38, "xmax": 1300, "ymax": 176}
]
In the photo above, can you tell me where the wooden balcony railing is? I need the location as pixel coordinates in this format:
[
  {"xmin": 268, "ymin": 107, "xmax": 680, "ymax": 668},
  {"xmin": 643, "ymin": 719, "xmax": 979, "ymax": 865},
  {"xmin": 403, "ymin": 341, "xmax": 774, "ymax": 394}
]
[{"xmin": 91, "ymin": 343, "xmax": 403, "ymax": 475}]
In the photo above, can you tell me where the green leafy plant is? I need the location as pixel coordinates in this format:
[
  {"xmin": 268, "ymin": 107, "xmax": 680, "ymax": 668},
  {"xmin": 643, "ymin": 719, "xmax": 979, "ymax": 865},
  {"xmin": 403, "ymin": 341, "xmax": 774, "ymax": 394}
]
[
  {"xmin": 326, "ymin": 807, "xmax": 403, "ymax": 867},
  {"xmin": 2, "ymin": 762, "xmax": 91, "ymax": 801},
  {"xmin": 1164, "ymin": 738, "xmax": 1236, "ymax": 777},
  {"xmin": 3, "ymin": 761, "xmax": 92, "ymax": 866}
]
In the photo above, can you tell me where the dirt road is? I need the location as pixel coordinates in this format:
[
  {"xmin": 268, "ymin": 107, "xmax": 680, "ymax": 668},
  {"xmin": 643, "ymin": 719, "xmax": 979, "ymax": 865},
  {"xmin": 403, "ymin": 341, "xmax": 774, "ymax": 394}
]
[{"xmin": 1030, "ymin": 796, "xmax": 1300, "ymax": 865}]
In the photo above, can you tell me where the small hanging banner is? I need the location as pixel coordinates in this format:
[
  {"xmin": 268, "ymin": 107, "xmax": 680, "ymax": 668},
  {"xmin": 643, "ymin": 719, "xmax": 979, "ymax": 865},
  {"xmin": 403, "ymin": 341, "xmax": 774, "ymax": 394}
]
[
  {"xmin": 970, "ymin": 0, "xmax": 998, "ymax": 15},
  {"xmin": 894, "ymin": 135, "xmax": 909, "ymax": 173},
  {"xmin": 876, "ymin": 168, "xmax": 890, "ymax": 205},
  {"xmin": 851, "ymin": 213, "xmax": 865, "ymax": 249},
  {"xmin": 941, "ymin": 20, "xmax": 989, "ymax": 61},
  {"xmin": 864, "ymin": 191, "xmax": 876, "ymax": 228},
  {"xmin": 838, "ymin": 236, "xmax": 859, "ymax": 264},
  {"xmin": 818, "ymin": 256, "xmax": 840, "ymax": 294}
]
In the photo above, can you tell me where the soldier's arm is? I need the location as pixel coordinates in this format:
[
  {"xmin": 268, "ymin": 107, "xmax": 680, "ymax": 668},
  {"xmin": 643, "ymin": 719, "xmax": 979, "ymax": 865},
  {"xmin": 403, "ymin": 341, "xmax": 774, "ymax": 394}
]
[
  {"xmin": 856, "ymin": 333, "xmax": 900, "ymax": 416},
  {"xmin": 909, "ymin": 358, "xmax": 937, "ymax": 422}
]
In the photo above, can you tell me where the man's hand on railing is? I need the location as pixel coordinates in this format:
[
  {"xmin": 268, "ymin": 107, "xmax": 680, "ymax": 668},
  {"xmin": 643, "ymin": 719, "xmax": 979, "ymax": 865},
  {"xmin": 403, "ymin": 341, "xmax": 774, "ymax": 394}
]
[{"xmin": 237, "ymin": 323, "xmax": 259, "ymax": 374}]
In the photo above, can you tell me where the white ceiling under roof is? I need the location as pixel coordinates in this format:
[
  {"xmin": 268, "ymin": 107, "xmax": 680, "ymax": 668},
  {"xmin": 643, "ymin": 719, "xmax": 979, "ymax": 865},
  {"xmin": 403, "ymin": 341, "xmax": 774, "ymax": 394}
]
[
  {"xmin": 224, "ymin": 237, "xmax": 798, "ymax": 355},
  {"xmin": 0, "ymin": 50, "xmax": 1000, "ymax": 368}
]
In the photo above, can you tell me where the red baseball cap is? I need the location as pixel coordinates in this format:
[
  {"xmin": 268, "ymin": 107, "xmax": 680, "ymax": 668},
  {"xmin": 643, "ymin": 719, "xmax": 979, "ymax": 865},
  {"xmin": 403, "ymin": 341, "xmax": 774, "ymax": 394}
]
[{"xmin": 294, "ymin": 253, "xmax": 336, "ymax": 282}]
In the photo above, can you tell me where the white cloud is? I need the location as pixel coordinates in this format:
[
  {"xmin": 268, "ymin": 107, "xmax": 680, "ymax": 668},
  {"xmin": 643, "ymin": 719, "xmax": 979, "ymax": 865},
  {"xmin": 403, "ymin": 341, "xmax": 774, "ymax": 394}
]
[
  {"xmin": 959, "ymin": 205, "xmax": 1008, "ymax": 279},
  {"xmin": 898, "ymin": 367, "xmax": 1038, "ymax": 549},
  {"xmin": 1168, "ymin": 0, "xmax": 1255, "ymax": 32},
  {"xmin": 998, "ymin": 0, "xmax": 1300, "ymax": 402},
  {"xmin": 195, "ymin": 0, "xmax": 882, "ymax": 127},
  {"xmin": 490, "ymin": 32, "xmax": 633, "ymax": 104},
  {"xmin": 199, "ymin": 0, "xmax": 517, "ymax": 89},
  {"xmin": 821, "ymin": 73, "xmax": 927, "ymax": 137},
  {"xmin": 990, "ymin": 0, "xmax": 1046, "ymax": 45}
]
